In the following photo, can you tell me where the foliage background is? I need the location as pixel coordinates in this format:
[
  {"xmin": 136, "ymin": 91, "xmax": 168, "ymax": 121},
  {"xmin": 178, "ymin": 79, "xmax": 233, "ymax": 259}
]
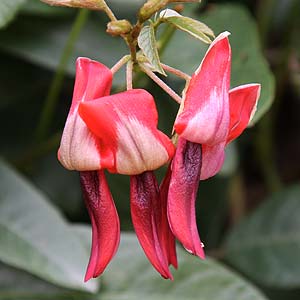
[{"xmin": 0, "ymin": 0, "xmax": 299, "ymax": 299}]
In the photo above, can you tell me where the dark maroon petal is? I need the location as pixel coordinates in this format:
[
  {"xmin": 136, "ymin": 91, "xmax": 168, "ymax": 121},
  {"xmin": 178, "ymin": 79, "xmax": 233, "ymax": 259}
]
[
  {"xmin": 167, "ymin": 138, "xmax": 205, "ymax": 258},
  {"xmin": 80, "ymin": 170, "xmax": 120, "ymax": 281},
  {"xmin": 130, "ymin": 171, "xmax": 173, "ymax": 279},
  {"xmin": 159, "ymin": 166, "xmax": 178, "ymax": 269}
]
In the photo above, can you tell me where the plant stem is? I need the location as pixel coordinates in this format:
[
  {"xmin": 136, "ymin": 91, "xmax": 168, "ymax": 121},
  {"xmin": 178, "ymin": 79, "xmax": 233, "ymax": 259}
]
[
  {"xmin": 255, "ymin": 0, "xmax": 285, "ymax": 192},
  {"xmin": 140, "ymin": 63, "xmax": 182, "ymax": 104},
  {"xmin": 228, "ymin": 171, "xmax": 246, "ymax": 224},
  {"xmin": 256, "ymin": 113, "xmax": 282, "ymax": 192},
  {"xmin": 111, "ymin": 55, "xmax": 130, "ymax": 74},
  {"xmin": 102, "ymin": 0, "xmax": 117, "ymax": 21},
  {"xmin": 35, "ymin": 9, "xmax": 89, "ymax": 141},
  {"xmin": 161, "ymin": 63, "xmax": 191, "ymax": 81},
  {"xmin": 126, "ymin": 61, "xmax": 133, "ymax": 90}
]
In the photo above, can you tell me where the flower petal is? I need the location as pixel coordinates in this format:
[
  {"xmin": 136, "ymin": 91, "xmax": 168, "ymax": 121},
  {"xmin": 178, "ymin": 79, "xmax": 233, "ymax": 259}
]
[
  {"xmin": 80, "ymin": 170, "xmax": 120, "ymax": 281},
  {"xmin": 130, "ymin": 171, "xmax": 173, "ymax": 279},
  {"xmin": 79, "ymin": 89, "xmax": 175, "ymax": 175},
  {"xmin": 58, "ymin": 57, "xmax": 112, "ymax": 171},
  {"xmin": 174, "ymin": 32, "xmax": 231, "ymax": 145},
  {"xmin": 201, "ymin": 142, "xmax": 226, "ymax": 180},
  {"xmin": 227, "ymin": 83, "xmax": 261, "ymax": 144},
  {"xmin": 159, "ymin": 166, "xmax": 178, "ymax": 268},
  {"xmin": 71, "ymin": 57, "xmax": 113, "ymax": 111},
  {"xmin": 167, "ymin": 138, "xmax": 205, "ymax": 258}
]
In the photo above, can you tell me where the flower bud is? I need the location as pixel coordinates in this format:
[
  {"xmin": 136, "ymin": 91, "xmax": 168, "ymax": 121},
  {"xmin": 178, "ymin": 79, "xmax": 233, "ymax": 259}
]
[
  {"xmin": 138, "ymin": 0, "xmax": 201, "ymax": 23},
  {"xmin": 138, "ymin": 0, "xmax": 168, "ymax": 22},
  {"xmin": 106, "ymin": 20, "xmax": 132, "ymax": 36}
]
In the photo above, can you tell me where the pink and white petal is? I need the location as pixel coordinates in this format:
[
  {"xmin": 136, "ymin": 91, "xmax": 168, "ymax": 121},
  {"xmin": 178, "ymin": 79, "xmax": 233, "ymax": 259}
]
[
  {"xmin": 200, "ymin": 142, "xmax": 226, "ymax": 180},
  {"xmin": 80, "ymin": 170, "xmax": 120, "ymax": 281},
  {"xmin": 130, "ymin": 172, "xmax": 173, "ymax": 279},
  {"xmin": 167, "ymin": 138, "xmax": 205, "ymax": 259},
  {"xmin": 175, "ymin": 32, "xmax": 231, "ymax": 146},
  {"xmin": 115, "ymin": 117, "xmax": 173, "ymax": 175},
  {"xmin": 79, "ymin": 89, "xmax": 175, "ymax": 175},
  {"xmin": 58, "ymin": 110, "xmax": 101, "ymax": 170},
  {"xmin": 227, "ymin": 83, "xmax": 261, "ymax": 144},
  {"xmin": 70, "ymin": 57, "xmax": 112, "ymax": 113},
  {"xmin": 58, "ymin": 57, "xmax": 113, "ymax": 171}
]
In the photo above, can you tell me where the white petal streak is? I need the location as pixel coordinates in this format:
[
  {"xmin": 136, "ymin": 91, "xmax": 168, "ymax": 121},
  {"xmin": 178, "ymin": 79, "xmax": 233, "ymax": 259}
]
[
  {"xmin": 182, "ymin": 87, "xmax": 229, "ymax": 145},
  {"xmin": 116, "ymin": 118, "xmax": 169, "ymax": 175},
  {"xmin": 58, "ymin": 110, "xmax": 100, "ymax": 171}
]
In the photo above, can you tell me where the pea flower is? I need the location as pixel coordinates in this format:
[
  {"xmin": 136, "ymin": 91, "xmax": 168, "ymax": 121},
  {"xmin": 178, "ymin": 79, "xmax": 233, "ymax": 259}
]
[
  {"xmin": 58, "ymin": 57, "xmax": 176, "ymax": 280},
  {"xmin": 167, "ymin": 32, "xmax": 261, "ymax": 258}
]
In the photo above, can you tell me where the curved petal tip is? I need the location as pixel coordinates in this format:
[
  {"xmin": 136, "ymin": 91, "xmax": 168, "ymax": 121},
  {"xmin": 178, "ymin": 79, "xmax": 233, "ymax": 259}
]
[
  {"xmin": 80, "ymin": 170, "xmax": 120, "ymax": 281},
  {"xmin": 167, "ymin": 138, "xmax": 205, "ymax": 259}
]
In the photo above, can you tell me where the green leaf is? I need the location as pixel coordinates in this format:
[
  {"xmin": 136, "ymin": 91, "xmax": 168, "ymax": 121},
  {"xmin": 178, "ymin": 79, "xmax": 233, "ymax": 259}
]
[
  {"xmin": 0, "ymin": 263, "xmax": 95, "ymax": 300},
  {"xmin": 160, "ymin": 9, "xmax": 214, "ymax": 44},
  {"xmin": 75, "ymin": 226, "xmax": 268, "ymax": 300},
  {"xmin": 0, "ymin": 159, "xmax": 98, "ymax": 293},
  {"xmin": 225, "ymin": 185, "xmax": 300, "ymax": 288},
  {"xmin": 162, "ymin": 4, "xmax": 275, "ymax": 125},
  {"xmin": 0, "ymin": 0, "xmax": 25, "ymax": 29},
  {"xmin": 138, "ymin": 24, "xmax": 166, "ymax": 75},
  {"xmin": 0, "ymin": 225, "xmax": 268, "ymax": 299}
]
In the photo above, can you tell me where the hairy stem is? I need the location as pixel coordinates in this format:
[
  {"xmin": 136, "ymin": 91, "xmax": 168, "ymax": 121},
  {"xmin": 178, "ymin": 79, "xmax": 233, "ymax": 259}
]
[
  {"xmin": 161, "ymin": 63, "xmax": 191, "ymax": 81},
  {"xmin": 140, "ymin": 63, "xmax": 182, "ymax": 104},
  {"xmin": 255, "ymin": 113, "xmax": 282, "ymax": 192},
  {"xmin": 101, "ymin": 0, "xmax": 117, "ymax": 21},
  {"xmin": 126, "ymin": 61, "xmax": 133, "ymax": 90},
  {"xmin": 111, "ymin": 55, "xmax": 130, "ymax": 74}
]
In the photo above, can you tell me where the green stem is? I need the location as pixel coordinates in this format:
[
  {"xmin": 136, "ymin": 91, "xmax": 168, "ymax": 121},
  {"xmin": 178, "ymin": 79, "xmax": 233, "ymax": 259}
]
[
  {"xmin": 228, "ymin": 171, "xmax": 246, "ymax": 224},
  {"xmin": 140, "ymin": 62, "xmax": 182, "ymax": 103},
  {"xmin": 126, "ymin": 60, "xmax": 133, "ymax": 90},
  {"xmin": 256, "ymin": 113, "xmax": 282, "ymax": 192},
  {"xmin": 255, "ymin": 0, "xmax": 285, "ymax": 192},
  {"xmin": 35, "ymin": 9, "xmax": 89, "ymax": 141}
]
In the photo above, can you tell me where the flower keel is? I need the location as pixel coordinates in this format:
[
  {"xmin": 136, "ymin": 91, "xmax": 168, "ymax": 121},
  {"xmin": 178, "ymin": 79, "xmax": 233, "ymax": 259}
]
[
  {"xmin": 130, "ymin": 171, "xmax": 173, "ymax": 279},
  {"xmin": 168, "ymin": 138, "xmax": 205, "ymax": 258},
  {"xmin": 80, "ymin": 170, "xmax": 120, "ymax": 281}
]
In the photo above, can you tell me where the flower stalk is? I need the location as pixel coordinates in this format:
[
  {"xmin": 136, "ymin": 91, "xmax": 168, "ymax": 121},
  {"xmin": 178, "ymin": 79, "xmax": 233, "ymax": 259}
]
[
  {"xmin": 126, "ymin": 61, "xmax": 133, "ymax": 90},
  {"xmin": 161, "ymin": 63, "xmax": 191, "ymax": 81},
  {"xmin": 140, "ymin": 63, "xmax": 182, "ymax": 104},
  {"xmin": 111, "ymin": 55, "xmax": 130, "ymax": 74}
]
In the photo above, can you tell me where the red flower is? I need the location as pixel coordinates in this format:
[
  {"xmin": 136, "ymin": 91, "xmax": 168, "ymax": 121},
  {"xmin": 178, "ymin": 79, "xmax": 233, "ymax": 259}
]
[
  {"xmin": 58, "ymin": 58, "xmax": 176, "ymax": 280},
  {"xmin": 167, "ymin": 32, "xmax": 261, "ymax": 258}
]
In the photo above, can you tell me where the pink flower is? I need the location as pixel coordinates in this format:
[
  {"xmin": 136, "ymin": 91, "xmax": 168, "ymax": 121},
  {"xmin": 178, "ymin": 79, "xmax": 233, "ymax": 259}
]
[
  {"xmin": 167, "ymin": 32, "xmax": 261, "ymax": 258},
  {"xmin": 58, "ymin": 58, "xmax": 176, "ymax": 280}
]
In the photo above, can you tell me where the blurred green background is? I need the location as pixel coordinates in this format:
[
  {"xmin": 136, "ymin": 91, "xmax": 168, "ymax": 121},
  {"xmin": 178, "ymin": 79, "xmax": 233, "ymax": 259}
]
[{"xmin": 0, "ymin": 0, "xmax": 300, "ymax": 299}]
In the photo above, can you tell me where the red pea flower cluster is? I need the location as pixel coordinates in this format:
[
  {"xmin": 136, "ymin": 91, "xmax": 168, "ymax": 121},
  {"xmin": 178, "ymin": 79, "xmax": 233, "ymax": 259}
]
[{"xmin": 58, "ymin": 32, "xmax": 260, "ymax": 281}]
